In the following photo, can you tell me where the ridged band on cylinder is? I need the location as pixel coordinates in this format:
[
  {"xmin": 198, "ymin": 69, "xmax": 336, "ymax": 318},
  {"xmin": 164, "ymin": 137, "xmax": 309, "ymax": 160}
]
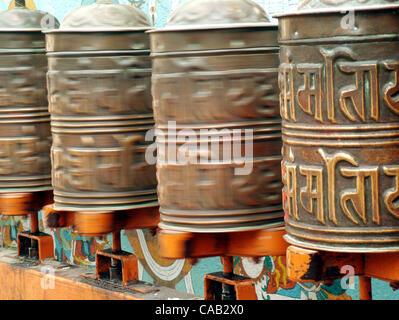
[
  {"xmin": 150, "ymin": 0, "xmax": 284, "ymax": 233},
  {"xmin": 46, "ymin": 24, "xmax": 157, "ymax": 211},
  {"xmin": 0, "ymin": 26, "xmax": 53, "ymax": 193}
]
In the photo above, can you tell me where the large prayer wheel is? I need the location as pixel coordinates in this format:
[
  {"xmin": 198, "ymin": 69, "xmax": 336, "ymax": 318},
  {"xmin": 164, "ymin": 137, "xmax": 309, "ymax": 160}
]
[
  {"xmin": 45, "ymin": 0, "xmax": 157, "ymax": 212},
  {"xmin": 150, "ymin": 0, "xmax": 284, "ymax": 233},
  {"xmin": 0, "ymin": 1, "xmax": 58, "ymax": 194},
  {"xmin": 277, "ymin": 0, "xmax": 399, "ymax": 252}
]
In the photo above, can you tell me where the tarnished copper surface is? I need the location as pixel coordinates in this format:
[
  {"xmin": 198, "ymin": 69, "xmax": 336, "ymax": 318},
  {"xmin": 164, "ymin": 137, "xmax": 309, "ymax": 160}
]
[
  {"xmin": 150, "ymin": 0, "xmax": 284, "ymax": 233},
  {"xmin": 277, "ymin": 0, "xmax": 399, "ymax": 252},
  {"xmin": 45, "ymin": 0, "xmax": 157, "ymax": 211},
  {"xmin": 0, "ymin": 2, "xmax": 58, "ymax": 193}
]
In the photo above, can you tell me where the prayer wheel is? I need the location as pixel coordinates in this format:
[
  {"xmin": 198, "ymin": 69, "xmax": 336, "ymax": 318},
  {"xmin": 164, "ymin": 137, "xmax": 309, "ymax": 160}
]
[
  {"xmin": 0, "ymin": 1, "xmax": 58, "ymax": 196},
  {"xmin": 150, "ymin": 0, "xmax": 284, "ymax": 233},
  {"xmin": 277, "ymin": 0, "xmax": 399, "ymax": 252},
  {"xmin": 45, "ymin": 0, "xmax": 157, "ymax": 214}
]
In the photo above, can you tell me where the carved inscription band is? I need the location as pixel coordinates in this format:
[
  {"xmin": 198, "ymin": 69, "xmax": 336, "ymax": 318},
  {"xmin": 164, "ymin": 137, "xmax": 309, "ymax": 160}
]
[
  {"xmin": 278, "ymin": 6, "xmax": 399, "ymax": 252},
  {"xmin": 46, "ymin": 30, "xmax": 157, "ymax": 212},
  {"xmin": 151, "ymin": 10, "xmax": 285, "ymax": 233},
  {"xmin": 0, "ymin": 34, "xmax": 51, "ymax": 193}
]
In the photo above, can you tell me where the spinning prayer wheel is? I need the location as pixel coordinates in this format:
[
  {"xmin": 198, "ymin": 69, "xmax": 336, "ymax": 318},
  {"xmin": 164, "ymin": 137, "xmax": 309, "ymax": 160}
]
[
  {"xmin": 0, "ymin": 1, "xmax": 58, "ymax": 198},
  {"xmin": 45, "ymin": 0, "xmax": 158, "ymax": 214},
  {"xmin": 150, "ymin": 0, "xmax": 284, "ymax": 233},
  {"xmin": 277, "ymin": 0, "xmax": 399, "ymax": 252}
]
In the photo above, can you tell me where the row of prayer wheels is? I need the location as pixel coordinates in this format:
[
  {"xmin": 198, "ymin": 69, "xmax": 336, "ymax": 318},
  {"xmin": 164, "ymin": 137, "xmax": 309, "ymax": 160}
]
[{"xmin": 0, "ymin": 0, "xmax": 398, "ymax": 253}]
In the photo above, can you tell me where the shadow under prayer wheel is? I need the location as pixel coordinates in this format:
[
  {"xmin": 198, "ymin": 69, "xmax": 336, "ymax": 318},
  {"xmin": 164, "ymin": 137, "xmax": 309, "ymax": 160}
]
[
  {"xmin": 150, "ymin": 0, "xmax": 284, "ymax": 233},
  {"xmin": 0, "ymin": 2, "xmax": 58, "ymax": 196},
  {"xmin": 277, "ymin": 0, "xmax": 399, "ymax": 252},
  {"xmin": 45, "ymin": 0, "xmax": 158, "ymax": 212}
]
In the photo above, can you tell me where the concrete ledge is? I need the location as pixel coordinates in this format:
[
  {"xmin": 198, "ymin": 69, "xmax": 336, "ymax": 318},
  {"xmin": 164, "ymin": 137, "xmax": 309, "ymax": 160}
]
[{"xmin": 0, "ymin": 248, "xmax": 201, "ymax": 300}]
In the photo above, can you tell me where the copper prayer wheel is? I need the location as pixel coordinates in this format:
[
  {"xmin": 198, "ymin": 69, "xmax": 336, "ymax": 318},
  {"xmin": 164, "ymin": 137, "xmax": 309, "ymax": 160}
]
[
  {"xmin": 45, "ymin": 0, "xmax": 158, "ymax": 212},
  {"xmin": 0, "ymin": 1, "xmax": 58, "ymax": 195},
  {"xmin": 150, "ymin": 0, "xmax": 284, "ymax": 233},
  {"xmin": 277, "ymin": 0, "xmax": 399, "ymax": 252}
]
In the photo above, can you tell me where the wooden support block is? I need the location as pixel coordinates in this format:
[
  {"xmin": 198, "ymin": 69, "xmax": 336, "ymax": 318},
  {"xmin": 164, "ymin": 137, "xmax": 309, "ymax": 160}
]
[
  {"xmin": 0, "ymin": 193, "xmax": 36, "ymax": 216},
  {"xmin": 286, "ymin": 245, "xmax": 363, "ymax": 282},
  {"xmin": 0, "ymin": 191, "xmax": 53, "ymax": 216},
  {"xmin": 320, "ymin": 251, "xmax": 363, "ymax": 280},
  {"xmin": 73, "ymin": 211, "xmax": 115, "ymax": 237},
  {"xmin": 228, "ymin": 228, "xmax": 288, "ymax": 257},
  {"xmin": 158, "ymin": 229, "xmax": 226, "ymax": 259},
  {"xmin": 17, "ymin": 232, "xmax": 54, "ymax": 262},
  {"xmin": 96, "ymin": 249, "xmax": 138, "ymax": 286},
  {"xmin": 43, "ymin": 204, "xmax": 160, "ymax": 237},
  {"xmin": 204, "ymin": 272, "xmax": 257, "ymax": 300},
  {"xmin": 359, "ymin": 276, "xmax": 372, "ymax": 300},
  {"xmin": 119, "ymin": 206, "xmax": 160, "ymax": 231},
  {"xmin": 158, "ymin": 228, "xmax": 288, "ymax": 259},
  {"xmin": 42, "ymin": 204, "xmax": 74, "ymax": 229},
  {"xmin": 287, "ymin": 246, "xmax": 321, "ymax": 282},
  {"xmin": 286, "ymin": 245, "xmax": 399, "ymax": 300},
  {"xmin": 364, "ymin": 252, "xmax": 399, "ymax": 283}
]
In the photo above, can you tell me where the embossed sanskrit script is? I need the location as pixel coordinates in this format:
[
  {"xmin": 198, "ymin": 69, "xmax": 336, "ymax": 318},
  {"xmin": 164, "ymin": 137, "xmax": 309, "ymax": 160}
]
[
  {"xmin": 282, "ymin": 148, "xmax": 399, "ymax": 226},
  {"xmin": 279, "ymin": 47, "xmax": 399, "ymax": 123},
  {"xmin": 280, "ymin": 46, "xmax": 399, "ymax": 227}
]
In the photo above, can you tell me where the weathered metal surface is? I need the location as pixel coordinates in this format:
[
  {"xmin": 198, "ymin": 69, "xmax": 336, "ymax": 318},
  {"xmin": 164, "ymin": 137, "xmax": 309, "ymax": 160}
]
[
  {"xmin": 45, "ymin": 0, "xmax": 158, "ymax": 212},
  {"xmin": 0, "ymin": 3, "xmax": 58, "ymax": 193},
  {"xmin": 150, "ymin": 0, "xmax": 284, "ymax": 233},
  {"xmin": 277, "ymin": 0, "xmax": 399, "ymax": 252}
]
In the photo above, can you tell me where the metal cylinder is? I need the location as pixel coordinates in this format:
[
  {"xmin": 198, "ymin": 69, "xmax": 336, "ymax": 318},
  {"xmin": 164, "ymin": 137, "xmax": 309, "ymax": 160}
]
[
  {"xmin": 45, "ymin": 1, "xmax": 157, "ymax": 212},
  {"xmin": 150, "ymin": 0, "xmax": 284, "ymax": 233},
  {"xmin": 277, "ymin": 0, "xmax": 399, "ymax": 252},
  {"xmin": 0, "ymin": 5, "xmax": 58, "ymax": 194}
]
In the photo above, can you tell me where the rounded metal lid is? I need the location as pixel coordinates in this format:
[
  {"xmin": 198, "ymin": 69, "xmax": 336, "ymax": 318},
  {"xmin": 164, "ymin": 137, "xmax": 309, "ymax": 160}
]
[
  {"xmin": 276, "ymin": 0, "xmax": 399, "ymax": 17},
  {"xmin": 55, "ymin": 0, "xmax": 151, "ymax": 32},
  {"xmin": 0, "ymin": 0, "xmax": 59, "ymax": 31},
  {"xmin": 155, "ymin": 0, "xmax": 274, "ymax": 32}
]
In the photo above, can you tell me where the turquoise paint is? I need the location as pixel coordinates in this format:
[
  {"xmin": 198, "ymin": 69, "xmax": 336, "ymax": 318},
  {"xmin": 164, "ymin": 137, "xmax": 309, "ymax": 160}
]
[
  {"xmin": 371, "ymin": 279, "xmax": 399, "ymax": 300},
  {"xmin": 175, "ymin": 276, "xmax": 187, "ymax": 294},
  {"xmin": 190, "ymin": 257, "xmax": 223, "ymax": 297},
  {"xmin": 275, "ymin": 285, "xmax": 302, "ymax": 300}
]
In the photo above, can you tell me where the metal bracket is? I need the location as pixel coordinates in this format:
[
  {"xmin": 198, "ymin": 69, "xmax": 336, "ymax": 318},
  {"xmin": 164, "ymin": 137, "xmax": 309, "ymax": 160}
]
[
  {"xmin": 17, "ymin": 232, "xmax": 54, "ymax": 262},
  {"xmin": 204, "ymin": 272, "xmax": 257, "ymax": 300},
  {"xmin": 96, "ymin": 249, "xmax": 138, "ymax": 286}
]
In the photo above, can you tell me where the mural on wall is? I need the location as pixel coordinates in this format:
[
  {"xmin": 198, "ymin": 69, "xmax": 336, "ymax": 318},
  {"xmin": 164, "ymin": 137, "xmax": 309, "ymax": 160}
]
[{"xmin": 0, "ymin": 0, "xmax": 398, "ymax": 300}]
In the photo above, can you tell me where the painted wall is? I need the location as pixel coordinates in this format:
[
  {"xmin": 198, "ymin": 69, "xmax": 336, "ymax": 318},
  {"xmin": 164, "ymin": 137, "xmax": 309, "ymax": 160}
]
[{"xmin": 0, "ymin": 0, "xmax": 398, "ymax": 300}]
